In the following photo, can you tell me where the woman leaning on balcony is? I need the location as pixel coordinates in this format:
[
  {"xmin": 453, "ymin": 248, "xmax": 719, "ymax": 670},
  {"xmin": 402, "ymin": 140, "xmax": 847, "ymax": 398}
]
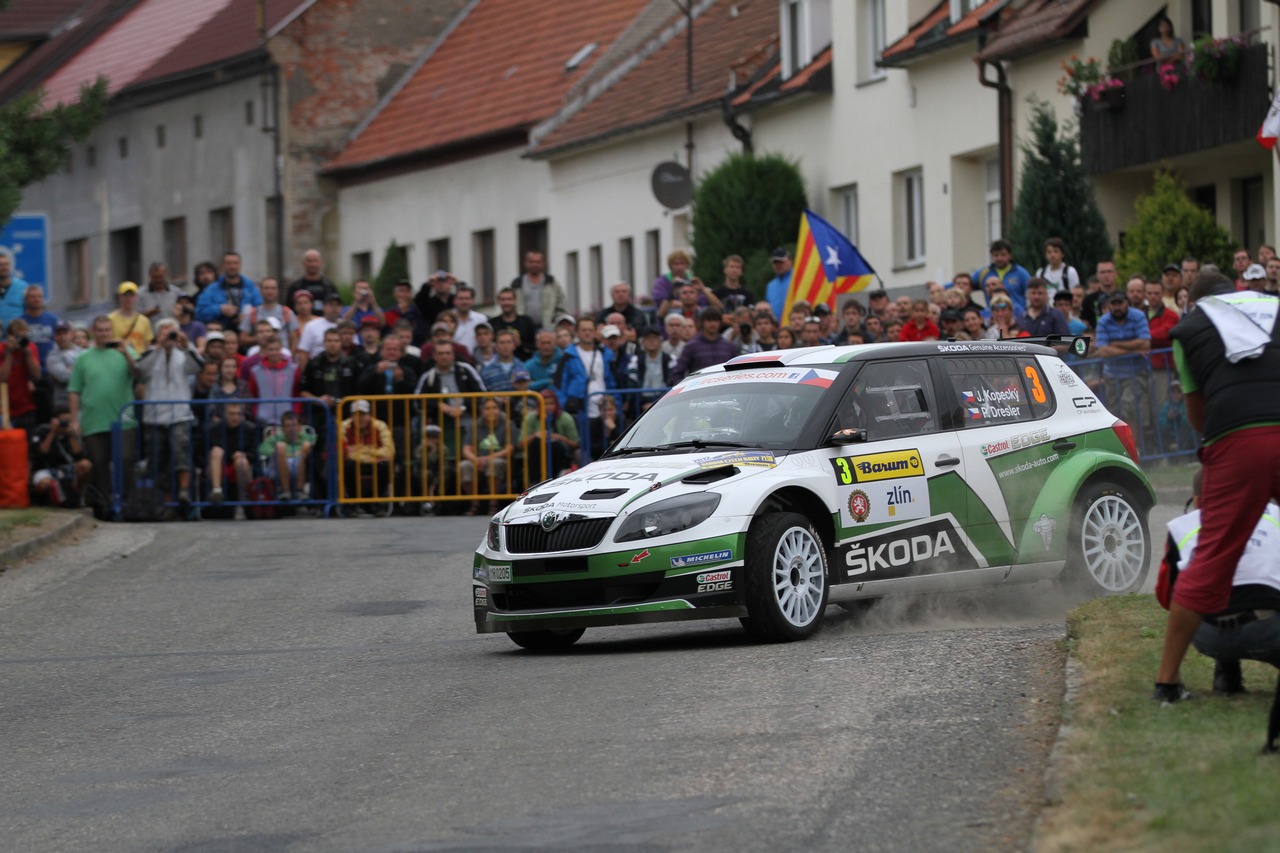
[{"xmin": 1150, "ymin": 16, "xmax": 1187, "ymax": 62}]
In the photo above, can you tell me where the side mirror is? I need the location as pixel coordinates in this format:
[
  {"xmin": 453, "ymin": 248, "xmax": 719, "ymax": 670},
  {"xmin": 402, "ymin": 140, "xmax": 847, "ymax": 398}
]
[{"xmin": 829, "ymin": 428, "xmax": 868, "ymax": 445}]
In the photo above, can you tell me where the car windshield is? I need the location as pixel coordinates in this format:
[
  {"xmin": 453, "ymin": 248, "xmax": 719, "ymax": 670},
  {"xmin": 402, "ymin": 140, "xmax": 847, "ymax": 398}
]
[{"xmin": 609, "ymin": 367, "xmax": 839, "ymax": 455}]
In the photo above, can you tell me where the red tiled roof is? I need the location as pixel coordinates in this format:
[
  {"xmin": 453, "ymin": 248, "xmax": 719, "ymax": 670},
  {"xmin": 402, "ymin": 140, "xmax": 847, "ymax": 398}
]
[
  {"xmin": 0, "ymin": 0, "xmax": 140, "ymax": 103},
  {"xmin": 881, "ymin": 0, "xmax": 1002, "ymax": 65},
  {"xmin": 327, "ymin": 0, "xmax": 651, "ymax": 174},
  {"xmin": 532, "ymin": 0, "xmax": 811, "ymax": 157},
  {"xmin": 35, "ymin": 0, "xmax": 300, "ymax": 107},
  {"xmin": 975, "ymin": 0, "xmax": 1100, "ymax": 62}
]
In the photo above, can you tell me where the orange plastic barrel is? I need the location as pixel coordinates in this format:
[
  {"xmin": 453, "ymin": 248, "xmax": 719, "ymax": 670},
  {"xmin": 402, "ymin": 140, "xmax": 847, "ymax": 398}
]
[{"xmin": 0, "ymin": 382, "xmax": 30, "ymax": 507}]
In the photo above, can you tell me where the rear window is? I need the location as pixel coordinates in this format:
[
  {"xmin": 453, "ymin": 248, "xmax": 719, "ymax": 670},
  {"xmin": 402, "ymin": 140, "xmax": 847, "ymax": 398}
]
[{"xmin": 940, "ymin": 356, "xmax": 1054, "ymax": 426}]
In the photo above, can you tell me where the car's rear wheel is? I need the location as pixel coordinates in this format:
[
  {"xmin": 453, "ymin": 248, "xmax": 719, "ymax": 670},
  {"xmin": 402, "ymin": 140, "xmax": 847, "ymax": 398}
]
[
  {"xmin": 1063, "ymin": 483, "xmax": 1149, "ymax": 596},
  {"xmin": 507, "ymin": 628, "xmax": 585, "ymax": 651},
  {"xmin": 741, "ymin": 512, "xmax": 828, "ymax": 642}
]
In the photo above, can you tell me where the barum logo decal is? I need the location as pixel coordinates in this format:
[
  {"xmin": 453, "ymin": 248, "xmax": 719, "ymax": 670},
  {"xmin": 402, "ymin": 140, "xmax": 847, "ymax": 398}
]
[
  {"xmin": 671, "ymin": 549, "xmax": 733, "ymax": 568},
  {"xmin": 832, "ymin": 449, "xmax": 923, "ymax": 483}
]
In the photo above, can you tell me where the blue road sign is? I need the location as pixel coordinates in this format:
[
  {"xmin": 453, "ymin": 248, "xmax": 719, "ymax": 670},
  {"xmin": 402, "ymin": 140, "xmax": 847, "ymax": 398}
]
[{"xmin": 0, "ymin": 213, "xmax": 50, "ymax": 297}]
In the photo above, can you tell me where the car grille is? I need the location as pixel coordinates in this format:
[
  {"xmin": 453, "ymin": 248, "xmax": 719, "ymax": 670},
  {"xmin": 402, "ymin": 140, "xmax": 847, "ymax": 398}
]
[
  {"xmin": 505, "ymin": 518, "xmax": 613, "ymax": 553},
  {"xmin": 492, "ymin": 572, "xmax": 665, "ymax": 611}
]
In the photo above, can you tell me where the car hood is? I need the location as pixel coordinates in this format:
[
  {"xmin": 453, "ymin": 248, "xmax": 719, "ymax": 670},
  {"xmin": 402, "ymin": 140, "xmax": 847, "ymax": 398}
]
[{"xmin": 501, "ymin": 449, "xmax": 782, "ymax": 522}]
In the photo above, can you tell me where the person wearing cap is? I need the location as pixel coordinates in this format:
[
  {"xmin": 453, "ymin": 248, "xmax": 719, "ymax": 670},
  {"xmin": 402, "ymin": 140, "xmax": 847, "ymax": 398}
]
[
  {"xmin": 340, "ymin": 398, "xmax": 394, "ymax": 508},
  {"xmin": 195, "ymin": 251, "xmax": 261, "ymax": 329},
  {"xmin": 420, "ymin": 321, "xmax": 473, "ymax": 367},
  {"xmin": 240, "ymin": 277, "xmax": 297, "ymax": 348},
  {"xmin": 508, "ymin": 251, "xmax": 567, "ymax": 332},
  {"xmin": 0, "ymin": 247, "xmax": 30, "ymax": 327},
  {"xmin": 1158, "ymin": 263, "xmax": 1184, "ymax": 313},
  {"xmin": 764, "ymin": 247, "xmax": 794, "ymax": 321},
  {"xmin": 489, "ymin": 287, "xmax": 538, "ymax": 359},
  {"xmin": 45, "ymin": 320, "xmax": 83, "ymax": 409},
  {"xmin": 298, "ymin": 293, "xmax": 343, "ymax": 363},
  {"xmin": 972, "ymin": 239, "xmax": 1032, "ymax": 314},
  {"xmin": 350, "ymin": 314, "xmax": 386, "ymax": 374},
  {"xmin": 1241, "ymin": 263, "xmax": 1268, "ymax": 293},
  {"xmin": 1155, "ymin": 272, "xmax": 1280, "ymax": 700},
  {"xmin": 415, "ymin": 269, "xmax": 456, "ymax": 326},
  {"xmin": 285, "ymin": 249, "xmax": 338, "ymax": 307},
  {"xmin": 109, "ymin": 281, "xmax": 154, "ymax": 353},
  {"xmin": 1094, "ymin": 290, "xmax": 1152, "ymax": 443}
]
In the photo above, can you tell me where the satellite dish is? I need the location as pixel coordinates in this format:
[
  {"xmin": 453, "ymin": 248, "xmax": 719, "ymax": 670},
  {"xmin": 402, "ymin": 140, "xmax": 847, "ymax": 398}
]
[{"xmin": 651, "ymin": 161, "xmax": 693, "ymax": 209}]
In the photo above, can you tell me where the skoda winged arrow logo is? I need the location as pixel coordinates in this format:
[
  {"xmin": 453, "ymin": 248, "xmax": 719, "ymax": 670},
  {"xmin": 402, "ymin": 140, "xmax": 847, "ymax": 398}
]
[{"xmin": 540, "ymin": 510, "xmax": 561, "ymax": 532}]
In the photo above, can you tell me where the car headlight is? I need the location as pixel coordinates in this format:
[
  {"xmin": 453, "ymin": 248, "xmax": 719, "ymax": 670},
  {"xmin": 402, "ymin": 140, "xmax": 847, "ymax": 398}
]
[
  {"xmin": 487, "ymin": 519, "xmax": 501, "ymax": 550},
  {"xmin": 615, "ymin": 492, "xmax": 721, "ymax": 542}
]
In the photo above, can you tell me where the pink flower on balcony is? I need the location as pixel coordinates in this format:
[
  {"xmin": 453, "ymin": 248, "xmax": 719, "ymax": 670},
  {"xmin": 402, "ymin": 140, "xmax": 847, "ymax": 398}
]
[{"xmin": 1159, "ymin": 62, "xmax": 1181, "ymax": 91}]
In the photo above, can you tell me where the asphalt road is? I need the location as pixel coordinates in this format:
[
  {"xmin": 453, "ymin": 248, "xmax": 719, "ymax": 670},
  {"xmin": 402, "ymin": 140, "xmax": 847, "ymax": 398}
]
[{"xmin": 0, "ymin": 505, "xmax": 1175, "ymax": 852}]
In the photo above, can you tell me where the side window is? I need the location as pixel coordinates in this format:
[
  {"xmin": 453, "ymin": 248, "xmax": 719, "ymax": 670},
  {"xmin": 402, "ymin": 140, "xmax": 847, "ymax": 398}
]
[
  {"xmin": 844, "ymin": 359, "xmax": 940, "ymax": 441},
  {"xmin": 942, "ymin": 356, "xmax": 1046, "ymax": 426}
]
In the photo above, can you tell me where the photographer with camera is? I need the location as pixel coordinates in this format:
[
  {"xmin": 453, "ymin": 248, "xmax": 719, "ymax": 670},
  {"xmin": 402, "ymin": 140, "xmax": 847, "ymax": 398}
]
[
  {"xmin": 1, "ymin": 317, "xmax": 42, "ymax": 436},
  {"xmin": 136, "ymin": 319, "xmax": 203, "ymax": 511},
  {"xmin": 29, "ymin": 407, "xmax": 91, "ymax": 507},
  {"xmin": 172, "ymin": 295, "xmax": 207, "ymax": 353}
]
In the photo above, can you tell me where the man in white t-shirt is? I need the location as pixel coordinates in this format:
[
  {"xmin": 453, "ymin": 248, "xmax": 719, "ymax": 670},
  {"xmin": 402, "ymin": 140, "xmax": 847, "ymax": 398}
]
[
  {"xmin": 297, "ymin": 293, "xmax": 343, "ymax": 366},
  {"xmin": 1034, "ymin": 237, "xmax": 1080, "ymax": 296}
]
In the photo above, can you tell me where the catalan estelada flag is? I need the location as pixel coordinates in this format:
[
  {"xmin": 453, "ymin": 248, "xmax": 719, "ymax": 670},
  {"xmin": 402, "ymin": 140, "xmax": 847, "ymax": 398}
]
[{"xmin": 782, "ymin": 209, "xmax": 877, "ymax": 324}]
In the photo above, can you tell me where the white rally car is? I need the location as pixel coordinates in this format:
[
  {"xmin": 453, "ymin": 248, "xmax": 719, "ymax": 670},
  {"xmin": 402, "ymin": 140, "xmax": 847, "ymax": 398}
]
[{"xmin": 474, "ymin": 339, "xmax": 1153, "ymax": 649}]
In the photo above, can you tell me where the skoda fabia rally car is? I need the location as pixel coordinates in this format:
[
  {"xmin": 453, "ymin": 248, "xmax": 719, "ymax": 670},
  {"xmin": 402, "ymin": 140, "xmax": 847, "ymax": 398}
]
[{"xmin": 473, "ymin": 339, "xmax": 1154, "ymax": 649}]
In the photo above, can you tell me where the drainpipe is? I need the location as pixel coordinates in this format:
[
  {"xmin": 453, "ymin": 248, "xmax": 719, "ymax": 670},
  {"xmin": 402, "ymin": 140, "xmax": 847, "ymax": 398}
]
[
  {"xmin": 978, "ymin": 58, "xmax": 1014, "ymax": 231},
  {"xmin": 259, "ymin": 0, "xmax": 284, "ymax": 280}
]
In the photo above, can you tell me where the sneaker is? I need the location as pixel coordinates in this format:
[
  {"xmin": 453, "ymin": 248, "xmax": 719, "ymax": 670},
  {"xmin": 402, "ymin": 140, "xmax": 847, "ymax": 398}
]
[
  {"xmin": 1152, "ymin": 682, "xmax": 1194, "ymax": 703},
  {"xmin": 278, "ymin": 490, "xmax": 293, "ymax": 503},
  {"xmin": 177, "ymin": 491, "xmax": 192, "ymax": 512},
  {"xmin": 422, "ymin": 501, "xmax": 434, "ymax": 515},
  {"xmin": 210, "ymin": 488, "xmax": 224, "ymax": 505},
  {"xmin": 1213, "ymin": 660, "xmax": 1246, "ymax": 695}
]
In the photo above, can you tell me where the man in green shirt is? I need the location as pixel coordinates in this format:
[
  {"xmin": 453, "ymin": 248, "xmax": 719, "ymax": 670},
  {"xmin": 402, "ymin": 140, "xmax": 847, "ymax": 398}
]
[
  {"xmin": 258, "ymin": 410, "xmax": 315, "ymax": 501},
  {"xmin": 68, "ymin": 315, "xmax": 139, "ymax": 512}
]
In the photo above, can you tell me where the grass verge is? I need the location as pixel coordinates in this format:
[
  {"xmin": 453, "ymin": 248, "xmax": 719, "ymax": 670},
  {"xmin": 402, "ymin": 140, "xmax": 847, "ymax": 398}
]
[
  {"xmin": 0, "ymin": 507, "xmax": 55, "ymax": 541},
  {"xmin": 1140, "ymin": 462, "xmax": 1196, "ymax": 493},
  {"xmin": 1036, "ymin": 594, "xmax": 1280, "ymax": 852}
]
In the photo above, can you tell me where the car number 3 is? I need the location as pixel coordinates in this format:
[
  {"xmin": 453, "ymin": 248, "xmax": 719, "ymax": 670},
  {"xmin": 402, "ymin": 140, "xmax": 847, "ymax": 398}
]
[
  {"xmin": 1024, "ymin": 365, "xmax": 1046, "ymax": 404},
  {"xmin": 835, "ymin": 457, "xmax": 853, "ymax": 485}
]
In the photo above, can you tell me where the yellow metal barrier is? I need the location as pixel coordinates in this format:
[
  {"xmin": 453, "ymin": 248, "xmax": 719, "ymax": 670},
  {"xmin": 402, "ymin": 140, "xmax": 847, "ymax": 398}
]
[{"xmin": 336, "ymin": 391, "xmax": 547, "ymax": 509}]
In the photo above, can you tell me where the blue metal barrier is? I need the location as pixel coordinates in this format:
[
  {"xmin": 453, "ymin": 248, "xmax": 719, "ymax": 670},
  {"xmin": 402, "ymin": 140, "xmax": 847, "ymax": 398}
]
[
  {"xmin": 1063, "ymin": 347, "xmax": 1197, "ymax": 462},
  {"xmin": 109, "ymin": 397, "xmax": 338, "ymax": 520}
]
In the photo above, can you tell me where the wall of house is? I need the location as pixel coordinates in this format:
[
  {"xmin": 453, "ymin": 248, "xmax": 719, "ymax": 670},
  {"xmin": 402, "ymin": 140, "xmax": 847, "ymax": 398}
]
[
  {"xmin": 270, "ymin": 0, "xmax": 465, "ymax": 281},
  {"xmin": 336, "ymin": 146, "xmax": 554, "ymax": 299},
  {"xmin": 21, "ymin": 74, "xmax": 276, "ymax": 313}
]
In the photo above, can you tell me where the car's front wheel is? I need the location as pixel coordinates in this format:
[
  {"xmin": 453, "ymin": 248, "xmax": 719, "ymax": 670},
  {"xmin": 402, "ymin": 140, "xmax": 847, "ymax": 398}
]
[
  {"xmin": 507, "ymin": 628, "xmax": 585, "ymax": 651},
  {"xmin": 741, "ymin": 512, "xmax": 829, "ymax": 642},
  {"xmin": 1063, "ymin": 482, "xmax": 1149, "ymax": 596}
]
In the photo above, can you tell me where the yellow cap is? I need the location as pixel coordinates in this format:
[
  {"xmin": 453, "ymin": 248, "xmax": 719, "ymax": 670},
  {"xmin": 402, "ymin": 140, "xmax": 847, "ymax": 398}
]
[{"xmin": 118, "ymin": 281, "xmax": 139, "ymax": 295}]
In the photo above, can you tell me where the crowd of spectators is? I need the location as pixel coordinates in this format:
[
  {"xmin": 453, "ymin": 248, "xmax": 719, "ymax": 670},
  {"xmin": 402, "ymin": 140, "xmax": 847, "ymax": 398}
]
[{"xmin": 3, "ymin": 235, "xmax": 1269, "ymax": 519}]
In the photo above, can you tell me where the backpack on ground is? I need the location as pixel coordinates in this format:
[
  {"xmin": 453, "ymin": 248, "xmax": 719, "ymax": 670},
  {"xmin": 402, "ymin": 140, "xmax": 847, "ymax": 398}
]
[{"xmin": 248, "ymin": 476, "xmax": 277, "ymax": 520}]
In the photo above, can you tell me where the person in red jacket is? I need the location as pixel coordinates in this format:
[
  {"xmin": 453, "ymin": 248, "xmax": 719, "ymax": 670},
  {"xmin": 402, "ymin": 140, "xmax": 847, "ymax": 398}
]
[
  {"xmin": 1145, "ymin": 277, "xmax": 1180, "ymax": 436},
  {"xmin": 898, "ymin": 299, "xmax": 940, "ymax": 342}
]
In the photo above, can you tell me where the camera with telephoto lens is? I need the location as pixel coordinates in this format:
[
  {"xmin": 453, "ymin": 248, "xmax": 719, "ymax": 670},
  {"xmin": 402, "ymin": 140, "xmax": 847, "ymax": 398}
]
[
  {"xmin": 167, "ymin": 331, "xmax": 179, "ymax": 342},
  {"xmin": 18, "ymin": 336, "xmax": 30, "ymax": 347}
]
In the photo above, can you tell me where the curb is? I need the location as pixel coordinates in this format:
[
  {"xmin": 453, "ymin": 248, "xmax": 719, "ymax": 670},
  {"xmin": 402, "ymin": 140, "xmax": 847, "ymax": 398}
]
[
  {"xmin": 1041, "ymin": 653, "xmax": 1082, "ymax": 809},
  {"xmin": 0, "ymin": 510, "xmax": 94, "ymax": 568}
]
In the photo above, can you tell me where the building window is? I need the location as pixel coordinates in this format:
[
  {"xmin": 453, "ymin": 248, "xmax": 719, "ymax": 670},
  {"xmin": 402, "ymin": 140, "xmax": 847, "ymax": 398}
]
[
  {"xmin": 194, "ymin": 114, "xmax": 203, "ymax": 139},
  {"xmin": 834, "ymin": 184, "xmax": 859, "ymax": 245},
  {"xmin": 117, "ymin": 137, "xmax": 128, "ymax": 159},
  {"xmin": 351, "ymin": 252, "xmax": 372, "ymax": 281},
  {"xmin": 781, "ymin": 0, "xmax": 832, "ymax": 79},
  {"xmin": 156, "ymin": 125, "xmax": 166, "ymax": 148},
  {"xmin": 65, "ymin": 239, "xmax": 90, "ymax": 306},
  {"xmin": 589, "ymin": 244, "xmax": 603, "ymax": 308},
  {"xmin": 428, "ymin": 237, "xmax": 451, "ymax": 275},
  {"xmin": 859, "ymin": 0, "xmax": 886, "ymax": 83},
  {"xmin": 949, "ymin": 0, "xmax": 977, "ymax": 23},
  {"xmin": 209, "ymin": 207, "xmax": 234, "ymax": 258},
  {"xmin": 645, "ymin": 229, "xmax": 661, "ymax": 284},
  {"xmin": 984, "ymin": 157, "xmax": 1002, "ymax": 245},
  {"xmin": 472, "ymin": 229, "xmax": 495, "ymax": 302},
  {"xmin": 565, "ymin": 251, "xmax": 580, "ymax": 306},
  {"xmin": 896, "ymin": 168, "xmax": 925, "ymax": 266},
  {"xmin": 163, "ymin": 217, "xmax": 187, "ymax": 284},
  {"xmin": 86, "ymin": 145, "xmax": 96, "ymax": 168},
  {"xmin": 618, "ymin": 237, "xmax": 635, "ymax": 287}
]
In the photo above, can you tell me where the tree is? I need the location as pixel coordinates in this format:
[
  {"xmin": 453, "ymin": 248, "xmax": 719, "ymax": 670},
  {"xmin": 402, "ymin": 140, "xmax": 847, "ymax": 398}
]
[
  {"xmin": 1008, "ymin": 98, "xmax": 1113, "ymax": 279},
  {"xmin": 690, "ymin": 153, "xmax": 808, "ymax": 295},
  {"xmin": 1116, "ymin": 169, "xmax": 1234, "ymax": 279},
  {"xmin": 0, "ymin": 78, "xmax": 109, "ymax": 227},
  {"xmin": 371, "ymin": 241, "xmax": 409, "ymax": 305}
]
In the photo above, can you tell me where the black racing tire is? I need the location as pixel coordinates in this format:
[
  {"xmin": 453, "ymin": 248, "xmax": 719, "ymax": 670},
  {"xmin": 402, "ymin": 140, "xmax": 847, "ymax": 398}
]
[
  {"xmin": 740, "ymin": 512, "xmax": 829, "ymax": 642},
  {"xmin": 507, "ymin": 628, "xmax": 586, "ymax": 651},
  {"xmin": 1061, "ymin": 482, "xmax": 1150, "ymax": 596}
]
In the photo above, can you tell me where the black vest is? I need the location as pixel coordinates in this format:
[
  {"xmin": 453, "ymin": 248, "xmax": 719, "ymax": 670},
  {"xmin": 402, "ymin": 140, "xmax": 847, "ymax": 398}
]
[{"xmin": 1169, "ymin": 302, "xmax": 1280, "ymax": 441}]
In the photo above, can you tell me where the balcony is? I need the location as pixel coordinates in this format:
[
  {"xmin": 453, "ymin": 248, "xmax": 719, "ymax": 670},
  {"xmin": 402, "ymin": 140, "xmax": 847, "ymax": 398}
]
[{"xmin": 1080, "ymin": 42, "xmax": 1269, "ymax": 175}]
